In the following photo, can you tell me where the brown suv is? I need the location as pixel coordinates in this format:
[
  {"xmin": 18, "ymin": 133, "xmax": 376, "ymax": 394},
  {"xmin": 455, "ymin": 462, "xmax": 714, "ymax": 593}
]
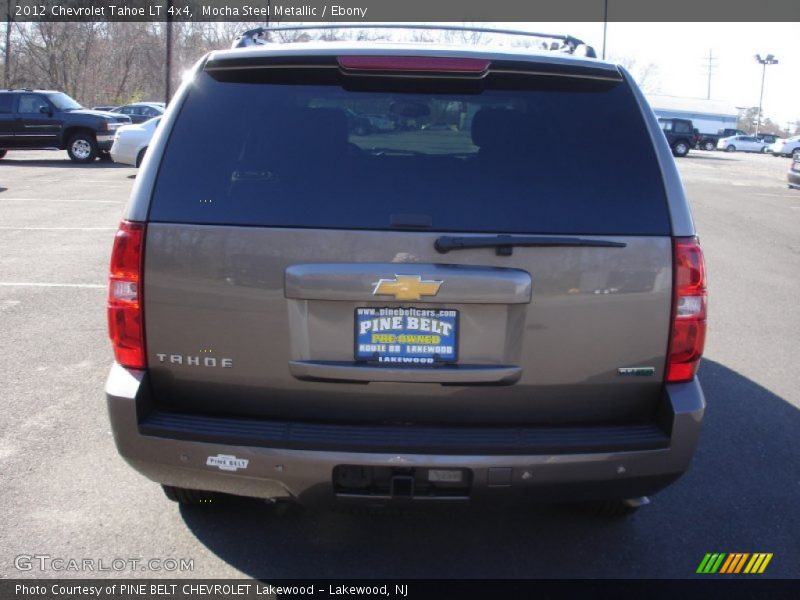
[{"xmin": 106, "ymin": 27, "xmax": 707, "ymax": 516}]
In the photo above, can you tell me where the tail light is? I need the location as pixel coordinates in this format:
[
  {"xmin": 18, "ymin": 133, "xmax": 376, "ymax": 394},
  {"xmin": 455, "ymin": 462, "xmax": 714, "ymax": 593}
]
[
  {"xmin": 666, "ymin": 237, "xmax": 707, "ymax": 382},
  {"xmin": 108, "ymin": 221, "xmax": 146, "ymax": 369}
]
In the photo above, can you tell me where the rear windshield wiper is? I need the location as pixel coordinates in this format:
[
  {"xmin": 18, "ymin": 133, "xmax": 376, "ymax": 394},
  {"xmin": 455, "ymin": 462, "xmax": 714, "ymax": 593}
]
[{"xmin": 435, "ymin": 235, "xmax": 627, "ymax": 256}]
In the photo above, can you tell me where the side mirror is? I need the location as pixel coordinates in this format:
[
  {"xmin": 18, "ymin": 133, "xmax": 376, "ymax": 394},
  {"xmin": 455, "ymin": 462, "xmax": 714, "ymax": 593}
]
[{"xmin": 39, "ymin": 105, "xmax": 52, "ymax": 116}]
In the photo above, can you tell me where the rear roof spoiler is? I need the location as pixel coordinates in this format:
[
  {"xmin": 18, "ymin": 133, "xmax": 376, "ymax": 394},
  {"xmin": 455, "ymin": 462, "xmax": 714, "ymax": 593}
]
[{"xmin": 231, "ymin": 24, "xmax": 598, "ymax": 58}]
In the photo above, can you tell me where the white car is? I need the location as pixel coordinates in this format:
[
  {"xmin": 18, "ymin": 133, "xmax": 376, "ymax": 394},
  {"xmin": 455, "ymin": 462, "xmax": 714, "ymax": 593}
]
[
  {"xmin": 771, "ymin": 136, "xmax": 800, "ymax": 158},
  {"xmin": 110, "ymin": 117, "xmax": 161, "ymax": 167},
  {"xmin": 717, "ymin": 135, "xmax": 769, "ymax": 153}
]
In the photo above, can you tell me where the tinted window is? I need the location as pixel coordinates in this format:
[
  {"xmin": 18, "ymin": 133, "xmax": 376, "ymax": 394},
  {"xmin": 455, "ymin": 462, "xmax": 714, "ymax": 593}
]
[
  {"xmin": 674, "ymin": 121, "xmax": 692, "ymax": 133},
  {"xmin": 17, "ymin": 94, "xmax": 50, "ymax": 114},
  {"xmin": 45, "ymin": 92, "xmax": 81, "ymax": 111},
  {"xmin": 151, "ymin": 70, "xmax": 670, "ymax": 235},
  {"xmin": 0, "ymin": 94, "xmax": 13, "ymax": 113}
]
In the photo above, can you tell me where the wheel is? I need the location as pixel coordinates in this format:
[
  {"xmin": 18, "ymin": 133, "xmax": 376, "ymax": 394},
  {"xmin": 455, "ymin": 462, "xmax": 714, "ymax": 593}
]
[
  {"xmin": 67, "ymin": 132, "xmax": 99, "ymax": 163},
  {"xmin": 162, "ymin": 485, "xmax": 218, "ymax": 505},
  {"xmin": 135, "ymin": 147, "xmax": 147, "ymax": 168},
  {"xmin": 0, "ymin": 150, "xmax": 6, "ymax": 159},
  {"xmin": 726, "ymin": 145, "xmax": 736, "ymax": 152},
  {"xmin": 672, "ymin": 141, "xmax": 689, "ymax": 157},
  {"xmin": 702, "ymin": 141, "xmax": 715, "ymax": 151},
  {"xmin": 761, "ymin": 146, "xmax": 768, "ymax": 153}
]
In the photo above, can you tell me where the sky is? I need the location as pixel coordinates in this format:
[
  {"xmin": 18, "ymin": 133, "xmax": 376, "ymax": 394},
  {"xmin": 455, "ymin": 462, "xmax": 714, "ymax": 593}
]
[{"xmin": 497, "ymin": 22, "xmax": 799, "ymax": 129}]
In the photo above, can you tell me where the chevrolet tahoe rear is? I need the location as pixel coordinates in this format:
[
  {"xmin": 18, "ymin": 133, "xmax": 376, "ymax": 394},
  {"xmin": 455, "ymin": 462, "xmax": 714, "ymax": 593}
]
[{"xmin": 105, "ymin": 37, "xmax": 707, "ymax": 514}]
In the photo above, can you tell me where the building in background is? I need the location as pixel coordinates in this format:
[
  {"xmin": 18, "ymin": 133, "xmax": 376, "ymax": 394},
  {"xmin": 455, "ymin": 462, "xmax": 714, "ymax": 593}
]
[{"xmin": 646, "ymin": 94, "xmax": 738, "ymax": 135}]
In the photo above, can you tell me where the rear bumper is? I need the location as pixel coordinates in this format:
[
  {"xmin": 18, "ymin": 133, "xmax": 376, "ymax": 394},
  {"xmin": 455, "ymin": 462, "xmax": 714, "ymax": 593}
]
[
  {"xmin": 106, "ymin": 364, "xmax": 705, "ymax": 505},
  {"xmin": 109, "ymin": 139, "xmax": 137, "ymax": 166}
]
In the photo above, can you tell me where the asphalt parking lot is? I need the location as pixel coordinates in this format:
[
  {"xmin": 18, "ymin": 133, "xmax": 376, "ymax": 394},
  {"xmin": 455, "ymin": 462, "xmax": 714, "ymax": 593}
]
[{"xmin": 1, "ymin": 149, "xmax": 798, "ymax": 579}]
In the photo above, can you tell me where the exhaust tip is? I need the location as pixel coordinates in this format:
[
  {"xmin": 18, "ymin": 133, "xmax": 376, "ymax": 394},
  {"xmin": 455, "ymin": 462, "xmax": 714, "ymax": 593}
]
[{"xmin": 623, "ymin": 496, "xmax": 651, "ymax": 508}]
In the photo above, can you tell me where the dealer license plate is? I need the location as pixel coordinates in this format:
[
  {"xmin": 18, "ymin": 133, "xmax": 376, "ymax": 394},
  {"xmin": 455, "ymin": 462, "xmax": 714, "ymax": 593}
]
[{"xmin": 355, "ymin": 307, "xmax": 458, "ymax": 365}]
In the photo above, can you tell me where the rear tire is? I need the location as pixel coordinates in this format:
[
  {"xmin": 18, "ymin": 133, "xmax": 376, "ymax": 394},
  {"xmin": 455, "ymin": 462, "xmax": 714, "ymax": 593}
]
[
  {"xmin": 67, "ymin": 132, "xmax": 99, "ymax": 163},
  {"xmin": 672, "ymin": 141, "xmax": 689, "ymax": 157},
  {"xmin": 726, "ymin": 145, "xmax": 736, "ymax": 152},
  {"xmin": 162, "ymin": 485, "xmax": 218, "ymax": 505},
  {"xmin": 135, "ymin": 147, "xmax": 147, "ymax": 168}
]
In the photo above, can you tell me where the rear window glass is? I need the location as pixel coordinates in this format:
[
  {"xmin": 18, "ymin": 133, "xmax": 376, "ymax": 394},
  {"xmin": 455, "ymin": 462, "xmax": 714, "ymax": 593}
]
[{"xmin": 150, "ymin": 69, "xmax": 670, "ymax": 235}]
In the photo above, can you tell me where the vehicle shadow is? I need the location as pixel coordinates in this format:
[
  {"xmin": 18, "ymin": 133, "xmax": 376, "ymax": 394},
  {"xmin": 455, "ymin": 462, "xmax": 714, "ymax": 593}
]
[
  {"xmin": 179, "ymin": 359, "xmax": 799, "ymax": 578},
  {"xmin": 0, "ymin": 157, "xmax": 130, "ymax": 169},
  {"xmin": 685, "ymin": 153, "xmax": 738, "ymax": 161}
]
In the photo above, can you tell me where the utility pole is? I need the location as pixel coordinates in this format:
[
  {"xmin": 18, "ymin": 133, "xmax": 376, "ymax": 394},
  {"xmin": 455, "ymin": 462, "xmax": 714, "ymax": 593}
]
[
  {"xmin": 703, "ymin": 49, "xmax": 717, "ymax": 100},
  {"xmin": 754, "ymin": 53, "xmax": 778, "ymax": 136},
  {"xmin": 601, "ymin": 0, "xmax": 608, "ymax": 60},
  {"xmin": 4, "ymin": 0, "xmax": 12, "ymax": 88},
  {"xmin": 165, "ymin": 0, "xmax": 173, "ymax": 105}
]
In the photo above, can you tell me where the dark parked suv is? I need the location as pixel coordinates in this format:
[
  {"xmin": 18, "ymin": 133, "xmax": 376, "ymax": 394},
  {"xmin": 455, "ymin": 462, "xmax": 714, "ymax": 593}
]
[
  {"xmin": 0, "ymin": 89, "xmax": 130, "ymax": 162},
  {"xmin": 106, "ymin": 28, "xmax": 707, "ymax": 516},
  {"xmin": 657, "ymin": 117, "xmax": 696, "ymax": 157}
]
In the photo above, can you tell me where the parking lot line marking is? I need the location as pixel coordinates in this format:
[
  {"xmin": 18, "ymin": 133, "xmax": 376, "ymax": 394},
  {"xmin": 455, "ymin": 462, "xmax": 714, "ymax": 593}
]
[
  {"xmin": 0, "ymin": 282, "xmax": 105, "ymax": 289},
  {"xmin": 0, "ymin": 226, "xmax": 117, "ymax": 231},
  {"xmin": 0, "ymin": 227, "xmax": 116, "ymax": 231},
  {"xmin": 21, "ymin": 179, "xmax": 129, "ymax": 184},
  {"xmin": 71, "ymin": 179, "xmax": 131, "ymax": 183},
  {"xmin": 0, "ymin": 198, "xmax": 124, "ymax": 204}
]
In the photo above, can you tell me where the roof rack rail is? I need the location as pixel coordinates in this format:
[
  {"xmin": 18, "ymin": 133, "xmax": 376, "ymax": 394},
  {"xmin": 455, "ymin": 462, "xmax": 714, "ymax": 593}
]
[{"xmin": 231, "ymin": 23, "xmax": 597, "ymax": 58}]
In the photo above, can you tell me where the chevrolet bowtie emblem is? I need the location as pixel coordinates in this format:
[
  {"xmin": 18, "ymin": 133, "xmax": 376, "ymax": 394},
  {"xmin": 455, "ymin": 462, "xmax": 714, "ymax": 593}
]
[{"xmin": 372, "ymin": 275, "xmax": 443, "ymax": 301}]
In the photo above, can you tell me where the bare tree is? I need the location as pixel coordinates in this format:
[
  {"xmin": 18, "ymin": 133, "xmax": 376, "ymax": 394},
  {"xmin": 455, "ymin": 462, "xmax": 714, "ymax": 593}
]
[{"xmin": 610, "ymin": 55, "xmax": 661, "ymax": 93}]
